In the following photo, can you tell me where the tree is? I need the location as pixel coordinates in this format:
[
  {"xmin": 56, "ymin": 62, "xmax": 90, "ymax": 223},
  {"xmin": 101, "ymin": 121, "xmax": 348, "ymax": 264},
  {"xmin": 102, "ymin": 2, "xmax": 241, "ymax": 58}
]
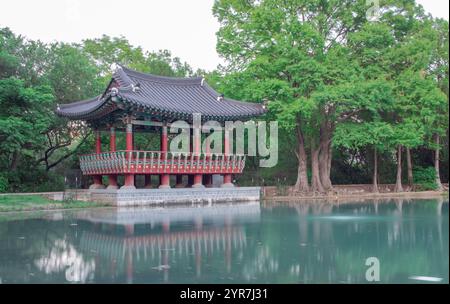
[
  {"xmin": 427, "ymin": 18, "xmax": 449, "ymax": 191},
  {"xmin": 0, "ymin": 78, "xmax": 54, "ymax": 172},
  {"xmin": 82, "ymin": 35, "xmax": 193, "ymax": 80},
  {"xmin": 334, "ymin": 116, "xmax": 394, "ymax": 193},
  {"xmin": 0, "ymin": 29, "xmax": 100, "ymax": 190},
  {"xmin": 213, "ymin": 0, "xmax": 429, "ymax": 193}
]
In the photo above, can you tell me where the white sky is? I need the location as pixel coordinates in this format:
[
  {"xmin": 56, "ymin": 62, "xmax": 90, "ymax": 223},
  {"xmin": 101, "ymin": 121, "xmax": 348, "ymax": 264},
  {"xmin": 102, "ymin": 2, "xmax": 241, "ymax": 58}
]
[{"xmin": 0, "ymin": 0, "xmax": 448, "ymax": 71}]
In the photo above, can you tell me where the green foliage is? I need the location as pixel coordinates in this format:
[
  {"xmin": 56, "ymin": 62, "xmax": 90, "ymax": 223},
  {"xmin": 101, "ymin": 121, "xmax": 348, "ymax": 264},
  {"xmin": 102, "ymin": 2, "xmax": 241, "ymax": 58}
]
[
  {"xmin": 213, "ymin": 0, "xmax": 449, "ymax": 189},
  {"xmin": 0, "ymin": 1, "xmax": 448, "ymax": 194},
  {"xmin": 82, "ymin": 35, "xmax": 194, "ymax": 80},
  {"xmin": 0, "ymin": 173, "xmax": 8, "ymax": 193},
  {"xmin": 0, "ymin": 78, "xmax": 54, "ymax": 156},
  {"xmin": 0, "ymin": 27, "xmax": 196, "ymax": 192},
  {"xmin": 413, "ymin": 167, "xmax": 438, "ymax": 191},
  {"xmin": 334, "ymin": 122, "xmax": 394, "ymax": 151}
]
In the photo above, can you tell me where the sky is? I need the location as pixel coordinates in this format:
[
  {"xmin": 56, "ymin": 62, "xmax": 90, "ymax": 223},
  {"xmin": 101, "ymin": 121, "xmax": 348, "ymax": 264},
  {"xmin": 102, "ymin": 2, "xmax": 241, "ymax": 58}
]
[{"xmin": 0, "ymin": 0, "xmax": 448, "ymax": 71}]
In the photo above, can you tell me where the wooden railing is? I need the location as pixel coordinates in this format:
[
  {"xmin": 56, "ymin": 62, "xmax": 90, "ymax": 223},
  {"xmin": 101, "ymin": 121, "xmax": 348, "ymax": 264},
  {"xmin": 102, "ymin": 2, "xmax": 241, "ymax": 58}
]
[{"xmin": 79, "ymin": 150, "xmax": 246, "ymax": 175}]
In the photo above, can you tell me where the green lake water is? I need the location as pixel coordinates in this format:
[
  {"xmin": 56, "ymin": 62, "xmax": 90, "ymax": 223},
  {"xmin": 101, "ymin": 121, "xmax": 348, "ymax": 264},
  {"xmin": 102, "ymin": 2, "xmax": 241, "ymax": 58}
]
[{"xmin": 0, "ymin": 198, "xmax": 448, "ymax": 284}]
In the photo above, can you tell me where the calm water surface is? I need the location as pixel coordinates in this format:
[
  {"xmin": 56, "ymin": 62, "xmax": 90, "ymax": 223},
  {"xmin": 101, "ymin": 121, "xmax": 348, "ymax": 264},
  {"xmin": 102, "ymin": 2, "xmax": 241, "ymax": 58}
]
[{"xmin": 0, "ymin": 198, "xmax": 448, "ymax": 284}]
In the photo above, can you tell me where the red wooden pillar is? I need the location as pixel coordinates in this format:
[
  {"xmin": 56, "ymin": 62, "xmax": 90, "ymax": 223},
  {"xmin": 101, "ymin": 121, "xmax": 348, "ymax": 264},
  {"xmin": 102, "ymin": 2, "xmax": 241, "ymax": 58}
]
[
  {"xmin": 107, "ymin": 126, "xmax": 118, "ymax": 189},
  {"xmin": 204, "ymin": 175, "xmax": 213, "ymax": 187},
  {"xmin": 222, "ymin": 127, "xmax": 233, "ymax": 187},
  {"xmin": 192, "ymin": 123, "xmax": 204, "ymax": 188},
  {"xmin": 144, "ymin": 126, "xmax": 152, "ymax": 188},
  {"xmin": 122, "ymin": 123, "xmax": 136, "ymax": 189},
  {"xmin": 159, "ymin": 125, "xmax": 170, "ymax": 189},
  {"xmin": 175, "ymin": 175, "xmax": 184, "ymax": 188},
  {"xmin": 144, "ymin": 175, "xmax": 152, "ymax": 189},
  {"xmin": 187, "ymin": 127, "xmax": 194, "ymax": 187},
  {"xmin": 90, "ymin": 129, "xmax": 105, "ymax": 189},
  {"xmin": 204, "ymin": 136, "xmax": 213, "ymax": 187},
  {"xmin": 193, "ymin": 174, "xmax": 203, "ymax": 188}
]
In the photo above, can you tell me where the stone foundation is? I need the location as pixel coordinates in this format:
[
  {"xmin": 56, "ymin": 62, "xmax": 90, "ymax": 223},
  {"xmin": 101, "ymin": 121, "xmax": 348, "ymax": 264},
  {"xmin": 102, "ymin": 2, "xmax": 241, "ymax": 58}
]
[
  {"xmin": 74, "ymin": 201, "xmax": 261, "ymax": 225},
  {"xmin": 89, "ymin": 187, "xmax": 261, "ymax": 206}
]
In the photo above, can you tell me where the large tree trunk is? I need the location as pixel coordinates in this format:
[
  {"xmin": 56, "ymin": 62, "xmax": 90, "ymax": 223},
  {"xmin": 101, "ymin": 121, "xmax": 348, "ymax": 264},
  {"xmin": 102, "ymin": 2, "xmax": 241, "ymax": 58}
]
[
  {"xmin": 327, "ymin": 141, "xmax": 332, "ymax": 183},
  {"xmin": 318, "ymin": 126, "xmax": 333, "ymax": 191},
  {"xmin": 373, "ymin": 148, "xmax": 379, "ymax": 193},
  {"xmin": 10, "ymin": 151, "xmax": 19, "ymax": 171},
  {"xmin": 311, "ymin": 140, "xmax": 324, "ymax": 194},
  {"xmin": 294, "ymin": 126, "xmax": 309, "ymax": 192},
  {"xmin": 394, "ymin": 145, "xmax": 404, "ymax": 192},
  {"xmin": 406, "ymin": 147, "xmax": 414, "ymax": 191},
  {"xmin": 435, "ymin": 134, "xmax": 443, "ymax": 191}
]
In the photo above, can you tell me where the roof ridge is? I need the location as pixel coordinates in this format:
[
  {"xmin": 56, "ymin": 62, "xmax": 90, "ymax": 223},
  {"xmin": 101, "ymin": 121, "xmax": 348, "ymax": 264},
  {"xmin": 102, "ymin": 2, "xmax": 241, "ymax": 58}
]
[
  {"xmin": 113, "ymin": 65, "xmax": 134, "ymax": 87},
  {"xmin": 201, "ymin": 81, "xmax": 262, "ymax": 107},
  {"xmin": 56, "ymin": 65, "xmax": 267, "ymax": 121},
  {"xmin": 119, "ymin": 65, "xmax": 203, "ymax": 86},
  {"xmin": 58, "ymin": 95, "xmax": 102, "ymax": 109}
]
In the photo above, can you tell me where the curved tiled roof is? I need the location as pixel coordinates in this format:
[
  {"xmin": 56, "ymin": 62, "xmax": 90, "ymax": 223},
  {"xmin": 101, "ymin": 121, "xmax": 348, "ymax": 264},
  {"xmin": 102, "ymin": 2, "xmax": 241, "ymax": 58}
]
[
  {"xmin": 56, "ymin": 96, "xmax": 103, "ymax": 117},
  {"xmin": 56, "ymin": 65, "xmax": 267, "ymax": 122}
]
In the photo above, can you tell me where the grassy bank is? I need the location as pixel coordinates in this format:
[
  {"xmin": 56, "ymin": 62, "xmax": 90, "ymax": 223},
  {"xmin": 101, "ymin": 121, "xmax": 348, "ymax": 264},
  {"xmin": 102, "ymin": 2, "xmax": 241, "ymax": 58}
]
[{"xmin": 0, "ymin": 195, "xmax": 108, "ymax": 212}]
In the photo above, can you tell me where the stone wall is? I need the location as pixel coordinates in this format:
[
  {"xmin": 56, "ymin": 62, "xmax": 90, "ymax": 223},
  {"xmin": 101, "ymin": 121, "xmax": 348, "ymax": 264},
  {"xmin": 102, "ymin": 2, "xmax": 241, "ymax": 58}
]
[
  {"xmin": 89, "ymin": 187, "xmax": 261, "ymax": 206},
  {"xmin": 261, "ymin": 184, "xmax": 447, "ymax": 197}
]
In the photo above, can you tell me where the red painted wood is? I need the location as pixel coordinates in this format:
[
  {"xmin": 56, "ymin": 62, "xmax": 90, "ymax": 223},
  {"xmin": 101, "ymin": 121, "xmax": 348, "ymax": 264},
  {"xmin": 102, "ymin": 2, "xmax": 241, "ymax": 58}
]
[
  {"xmin": 144, "ymin": 175, "xmax": 152, "ymax": 188},
  {"xmin": 192, "ymin": 125, "xmax": 202, "ymax": 186},
  {"xmin": 110, "ymin": 127, "xmax": 116, "ymax": 151},
  {"xmin": 204, "ymin": 174, "xmax": 213, "ymax": 187},
  {"xmin": 80, "ymin": 150, "xmax": 244, "ymax": 175},
  {"xmin": 92, "ymin": 130, "xmax": 104, "ymax": 186},
  {"xmin": 126, "ymin": 125, "xmax": 133, "ymax": 151},
  {"xmin": 223, "ymin": 129, "xmax": 233, "ymax": 186},
  {"xmin": 108, "ymin": 127, "xmax": 118, "ymax": 187},
  {"xmin": 124, "ymin": 174, "xmax": 134, "ymax": 187},
  {"xmin": 95, "ymin": 130, "xmax": 102, "ymax": 154},
  {"xmin": 160, "ymin": 174, "xmax": 170, "ymax": 187},
  {"xmin": 93, "ymin": 175, "xmax": 102, "ymax": 185},
  {"xmin": 223, "ymin": 174, "xmax": 232, "ymax": 184},
  {"xmin": 124, "ymin": 124, "xmax": 134, "ymax": 187},
  {"xmin": 161, "ymin": 126, "xmax": 168, "ymax": 152},
  {"xmin": 193, "ymin": 174, "xmax": 203, "ymax": 186},
  {"xmin": 175, "ymin": 175, "xmax": 183, "ymax": 187}
]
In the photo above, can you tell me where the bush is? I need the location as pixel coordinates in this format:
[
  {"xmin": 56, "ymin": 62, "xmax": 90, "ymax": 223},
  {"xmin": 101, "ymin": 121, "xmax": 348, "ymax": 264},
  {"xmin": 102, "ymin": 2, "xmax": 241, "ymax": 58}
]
[
  {"xmin": 4, "ymin": 169, "xmax": 65, "ymax": 193},
  {"xmin": 413, "ymin": 166, "xmax": 438, "ymax": 191}
]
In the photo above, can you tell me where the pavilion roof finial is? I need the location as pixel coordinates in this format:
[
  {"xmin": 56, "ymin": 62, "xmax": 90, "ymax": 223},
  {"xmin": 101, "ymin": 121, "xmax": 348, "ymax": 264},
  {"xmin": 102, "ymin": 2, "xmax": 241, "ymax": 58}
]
[
  {"xmin": 110, "ymin": 87, "xmax": 118, "ymax": 96},
  {"xmin": 111, "ymin": 63, "xmax": 121, "ymax": 73}
]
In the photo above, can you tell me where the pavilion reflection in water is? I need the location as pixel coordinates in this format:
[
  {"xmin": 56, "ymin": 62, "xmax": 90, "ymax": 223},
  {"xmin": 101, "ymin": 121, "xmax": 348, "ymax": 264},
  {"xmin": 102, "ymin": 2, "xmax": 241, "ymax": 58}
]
[
  {"xmin": 1, "ymin": 198, "xmax": 445, "ymax": 284},
  {"xmin": 75, "ymin": 203, "xmax": 260, "ymax": 283}
]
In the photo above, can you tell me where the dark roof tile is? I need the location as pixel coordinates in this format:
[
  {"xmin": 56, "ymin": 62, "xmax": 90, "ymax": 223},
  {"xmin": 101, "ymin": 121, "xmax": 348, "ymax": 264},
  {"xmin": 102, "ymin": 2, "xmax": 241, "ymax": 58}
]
[{"xmin": 56, "ymin": 65, "xmax": 266, "ymax": 121}]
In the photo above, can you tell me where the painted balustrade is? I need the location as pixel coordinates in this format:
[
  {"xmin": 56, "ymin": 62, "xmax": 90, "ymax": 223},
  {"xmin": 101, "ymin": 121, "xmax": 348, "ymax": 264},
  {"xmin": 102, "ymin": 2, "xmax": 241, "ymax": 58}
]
[{"xmin": 79, "ymin": 150, "xmax": 246, "ymax": 175}]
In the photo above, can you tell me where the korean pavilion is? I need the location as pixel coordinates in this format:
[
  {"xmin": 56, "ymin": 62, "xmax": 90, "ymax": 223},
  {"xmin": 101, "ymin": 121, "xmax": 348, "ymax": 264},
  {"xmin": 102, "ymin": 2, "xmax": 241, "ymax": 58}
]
[{"xmin": 56, "ymin": 65, "xmax": 266, "ymax": 191}]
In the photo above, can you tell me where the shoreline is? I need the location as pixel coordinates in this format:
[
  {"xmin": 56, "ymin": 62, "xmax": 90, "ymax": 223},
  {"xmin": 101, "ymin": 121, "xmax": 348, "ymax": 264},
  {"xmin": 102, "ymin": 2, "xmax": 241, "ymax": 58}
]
[
  {"xmin": 0, "ymin": 203, "xmax": 112, "ymax": 213},
  {"xmin": 0, "ymin": 194, "xmax": 110, "ymax": 213},
  {"xmin": 263, "ymin": 190, "xmax": 448, "ymax": 202},
  {"xmin": 0, "ymin": 190, "xmax": 447, "ymax": 213}
]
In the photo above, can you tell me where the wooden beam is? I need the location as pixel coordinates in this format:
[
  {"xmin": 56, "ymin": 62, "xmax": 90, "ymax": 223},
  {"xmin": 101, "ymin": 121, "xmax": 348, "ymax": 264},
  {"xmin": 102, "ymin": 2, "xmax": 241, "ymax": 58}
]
[
  {"xmin": 131, "ymin": 119, "xmax": 164, "ymax": 127},
  {"xmin": 131, "ymin": 119, "xmax": 194, "ymax": 129}
]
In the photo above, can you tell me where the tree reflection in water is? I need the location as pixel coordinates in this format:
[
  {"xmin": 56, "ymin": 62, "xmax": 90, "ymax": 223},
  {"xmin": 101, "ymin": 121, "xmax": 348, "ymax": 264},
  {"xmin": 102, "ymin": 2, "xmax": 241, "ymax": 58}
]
[
  {"xmin": 0, "ymin": 199, "xmax": 447, "ymax": 283},
  {"xmin": 34, "ymin": 238, "xmax": 95, "ymax": 283}
]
